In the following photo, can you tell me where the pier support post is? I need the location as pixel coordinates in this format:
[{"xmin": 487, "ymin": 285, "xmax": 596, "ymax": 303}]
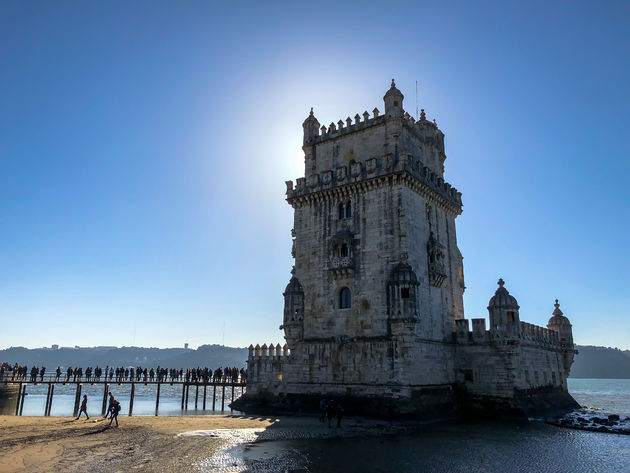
[
  {"xmin": 47, "ymin": 384, "xmax": 55, "ymax": 416},
  {"xmin": 73, "ymin": 384, "xmax": 82, "ymax": 418},
  {"xmin": 202, "ymin": 384, "xmax": 207, "ymax": 411},
  {"xmin": 181, "ymin": 383, "xmax": 186, "ymax": 409},
  {"xmin": 231, "ymin": 384, "xmax": 235, "ymax": 406},
  {"xmin": 15, "ymin": 384, "xmax": 23, "ymax": 416},
  {"xmin": 221, "ymin": 383, "xmax": 225, "ymax": 411},
  {"xmin": 185, "ymin": 384, "xmax": 190, "ymax": 410},
  {"xmin": 155, "ymin": 382, "xmax": 161, "ymax": 416},
  {"xmin": 195, "ymin": 384, "xmax": 199, "ymax": 410},
  {"xmin": 101, "ymin": 383, "xmax": 109, "ymax": 416},
  {"xmin": 19, "ymin": 385, "xmax": 27, "ymax": 416},
  {"xmin": 44, "ymin": 383, "xmax": 52, "ymax": 416},
  {"xmin": 212, "ymin": 384, "xmax": 216, "ymax": 411},
  {"xmin": 128, "ymin": 383, "xmax": 135, "ymax": 417}
]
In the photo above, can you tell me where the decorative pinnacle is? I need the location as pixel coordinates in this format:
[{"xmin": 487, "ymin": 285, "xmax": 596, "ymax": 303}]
[
  {"xmin": 309, "ymin": 107, "xmax": 314, "ymax": 116},
  {"xmin": 391, "ymin": 78, "xmax": 396, "ymax": 87},
  {"xmin": 420, "ymin": 109, "xmax": 426, "ymax": 120},
  {"xmin": 554, "ymin": 299, "xmax": 560, "ymax": 310},
  {"xmin": 498, "ymin": 278, "xmax": 505, "ymax": 288}
]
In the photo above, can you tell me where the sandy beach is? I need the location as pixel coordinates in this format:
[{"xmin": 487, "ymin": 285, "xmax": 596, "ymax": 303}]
[{"xmin": 0, "ymin": 415, "xmax": 276, "ymax": 473}]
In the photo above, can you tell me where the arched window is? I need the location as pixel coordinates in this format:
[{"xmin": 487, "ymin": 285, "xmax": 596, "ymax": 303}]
[
  {"xmin": 338, "ymin": 203, "xmax": 345, "ymax": 219},
  {"xmin": 339, "ymin": 287, "xmax": 351, "ymax": 309},
  {"xmin": 345, "ymin": 201, "xmax": 352, "ymax": 218},
  {"xmin": 340, "ymin": 243, "xmax": 348, "ymax": 258}
]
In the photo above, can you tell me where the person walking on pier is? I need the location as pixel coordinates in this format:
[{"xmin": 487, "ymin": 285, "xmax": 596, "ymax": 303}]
[{"xmin": 76, "ymin": 395, "xmax": 89, "ymax": 420}]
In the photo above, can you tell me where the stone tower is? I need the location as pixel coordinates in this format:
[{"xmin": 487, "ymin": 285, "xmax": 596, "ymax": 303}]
[
  {"xmin": 240, "ymin": 81, "xmax": 577, "ymax": 418},
  {"xmin": 285, "ymin": 79, "xmax": 465, "ymax": 351}
]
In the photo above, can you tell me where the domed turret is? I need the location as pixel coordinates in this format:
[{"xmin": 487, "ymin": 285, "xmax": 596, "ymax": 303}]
[
  {"xmin": 383, "ymin": 79, "xmax": 404, "ymax": 118},
  {"xmin": 302, "ymin": 108, "xmax": 320, "ymax": 145},
  {"xmin": 282, "ymin": 274, "xmax": 304, "ymax": 348},
  {"xmin": 487, "ymin": 279, "xmax": 520, "ymax": 335},
  {"xmin": 547, "ymin": 299, "xmax": 573, "ymax": 345}
]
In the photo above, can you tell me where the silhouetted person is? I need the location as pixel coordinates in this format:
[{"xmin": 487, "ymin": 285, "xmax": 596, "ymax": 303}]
[
  {"xmin": 76, "ymin": 395, "xmax": 89, "ymax": 419},
  {"xmin": 336, "ymin": 403, "xmax": 344, "ymax": 428},
  {"xmin": 104, "ymin": 392, "xmax": 115, "ymax": 418},
  {"xmin": 109, "ymin": 399, "xmax": 120, "ymax": 427}
]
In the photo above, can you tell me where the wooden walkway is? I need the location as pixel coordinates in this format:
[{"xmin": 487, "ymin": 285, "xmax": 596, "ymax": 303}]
[{"xmin": 1, "ymin": 375, "xmax": 246, "ymax": 417}]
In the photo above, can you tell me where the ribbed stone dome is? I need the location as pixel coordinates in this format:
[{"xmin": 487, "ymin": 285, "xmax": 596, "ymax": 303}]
[
  {"xmin": 487, "ymin": 279, "xmax": 519, "ymax": 309},
  {"xmin": 389, "ymin": 262, "xmax": 418, "ymax": 284},
  {"xmin": 384, "ymin": 79, "xmax": 404, "ymax": 99},
  {"xmin": 547, "ymin": 299, "xmax": 571, "ymax": 327},
  {"xmin": 284, "ymin": 276, "xmax": 303, "ymax": 295},
  {"xmin": 302, "ymin": 108, "xmax": 318, "ymax": 125}
]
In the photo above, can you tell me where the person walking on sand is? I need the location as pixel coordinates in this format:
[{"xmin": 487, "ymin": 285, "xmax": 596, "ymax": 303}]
[
  {"xmin": 103, "ymin": 392, "xmax": 115, "ymax": 418},
  {"xmin": 76, "ymin": 395, "xmax": 89, "ymax": 420},
  {"xmin": 109, "ymin": 399, "xmax": 120, "ymax": 427}
]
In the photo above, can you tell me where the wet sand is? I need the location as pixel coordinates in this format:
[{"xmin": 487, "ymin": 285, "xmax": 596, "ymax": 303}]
[{"xmin": 0, "ymin": 415, "xmax": 276, "ymax": 473}]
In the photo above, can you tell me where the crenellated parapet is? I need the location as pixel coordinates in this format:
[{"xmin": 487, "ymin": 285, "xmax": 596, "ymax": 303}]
[
  {"xmin": 454, "ymin": 318, "xmax": 565, "ymax": 350},
  {"xmin": 519, "ymin": 322, "xmax": 560, "ymax": 345},
  {"xmin": 286, "ymin": 152, "xmax": 462, "ymax": 215},
  {"xmin": 248, "ymin": 343, "xmax": 290, "ymax": 359}
]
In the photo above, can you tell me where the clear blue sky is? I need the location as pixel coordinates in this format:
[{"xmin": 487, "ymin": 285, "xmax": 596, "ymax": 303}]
[{"xmin": 1, "ymin": 1, "xmax": 628, "ymax": 350}]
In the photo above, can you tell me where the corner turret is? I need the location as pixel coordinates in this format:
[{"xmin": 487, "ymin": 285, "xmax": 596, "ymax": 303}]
[
  {"xmin": 383, "ymin": 79, "xmax": 404, "ymax": 118},
  {"xmin": 280, "ymin": 274, "xmax": 304, "ymax": 349},
  {"xmin": 487, "ymin": 278, "xmax": 520, "ymax": 336},
  {"xmin": 302, "ymin": 108, "xmax": 320, "ymax": 145},
  {"xmin": 547, "ymin": 299, "xmax": 576, "ymax": 380},
  {"xmin": 547, "ymin": 299, "xmax": 574, "ymax": 346}
]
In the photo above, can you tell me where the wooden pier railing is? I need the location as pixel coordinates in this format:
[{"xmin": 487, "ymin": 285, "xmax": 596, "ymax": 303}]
[{"xmin": 1, "ymin": 374, "xmax": 246, "ymax": 417}]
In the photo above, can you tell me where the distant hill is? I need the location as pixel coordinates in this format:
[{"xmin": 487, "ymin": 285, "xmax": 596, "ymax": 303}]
[
  {"xmin": 571, "ymin": 345, "xmax": 630, "ymax": 379},
  {"xmin": 0, "ymin": 344, "xmax": 248, "ymax": 369}
]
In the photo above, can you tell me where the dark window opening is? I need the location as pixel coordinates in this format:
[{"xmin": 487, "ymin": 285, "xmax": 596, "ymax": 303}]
[
  {"xmin": 338, "ymin": 203, "xmax": 345, "ymax": 219},
  {"xmin": 339, "ymin": 287, "xmax": 351, "ymax": 309},
  {"xmin": 464, "ymin": 371, "xmax": 473, "ymax": 382},
  {"xmin": 340, "ymin": 244, "xmax": 348, "ymax": 258},
  {"xmin": 394, "ymin": 101, "xmax": 399, "ymax": 106},
  {"xmin": 345, "ymin": 201, "xmax": 352, "ymax": 218},
  {"xmin": 507, "ymin": 311, "xmax": 515, "ymax": 323},
  {"xmin": 401, "ymin": 288, "xmax": 410, "ymax": 299}
]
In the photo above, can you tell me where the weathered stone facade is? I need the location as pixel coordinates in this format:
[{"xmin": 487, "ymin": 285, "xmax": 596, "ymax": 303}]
[{"xmin": 238, "ymin": 81, "xmax": 578, "ymax": 418}]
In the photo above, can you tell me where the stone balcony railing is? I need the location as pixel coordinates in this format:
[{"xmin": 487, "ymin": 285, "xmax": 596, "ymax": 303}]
[{"xmin": 331, "ymin": 256, "xmax": 353, "ymax": 269}]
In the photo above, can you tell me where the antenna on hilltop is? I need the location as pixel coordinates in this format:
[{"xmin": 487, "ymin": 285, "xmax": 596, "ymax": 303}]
[{"xmin": 415, "ymin": 80, "xmax": 419, "ymax": 120}]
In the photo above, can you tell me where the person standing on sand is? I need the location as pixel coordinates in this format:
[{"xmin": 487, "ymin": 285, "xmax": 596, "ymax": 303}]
[
  {"xmin": 108, "ymin": 399, "xmax": 120, "ymax": 427},
  {"xmin": 104, "ymin": 392, "xmax": 115, "ymax": 418},
  {"xmin": 335, "ymin": 403, "xmax": 344, "ymax": 428},
  {"xmin": 76, "ymin": 395, "xmax": 89, "ymax": 419}
]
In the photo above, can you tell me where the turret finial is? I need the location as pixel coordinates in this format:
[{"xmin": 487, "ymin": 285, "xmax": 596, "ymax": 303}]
[
  {"xmin": 309, "ymin": 107, "xmax": 314, "ymax": 116},
  {"xmin": 498, "ymin": 278, "xmax": 505, "ymax": 288},
  {"xmin": 554, "ymin": 299, "xmax": 560, "ymax": 309},
  {"xmin": 391, "ymin": 78, "xmax": 396, "ymax": 87},
  {"xmin": 420, "ymin": 109, "xmax": 426, "ymax": 120}
]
